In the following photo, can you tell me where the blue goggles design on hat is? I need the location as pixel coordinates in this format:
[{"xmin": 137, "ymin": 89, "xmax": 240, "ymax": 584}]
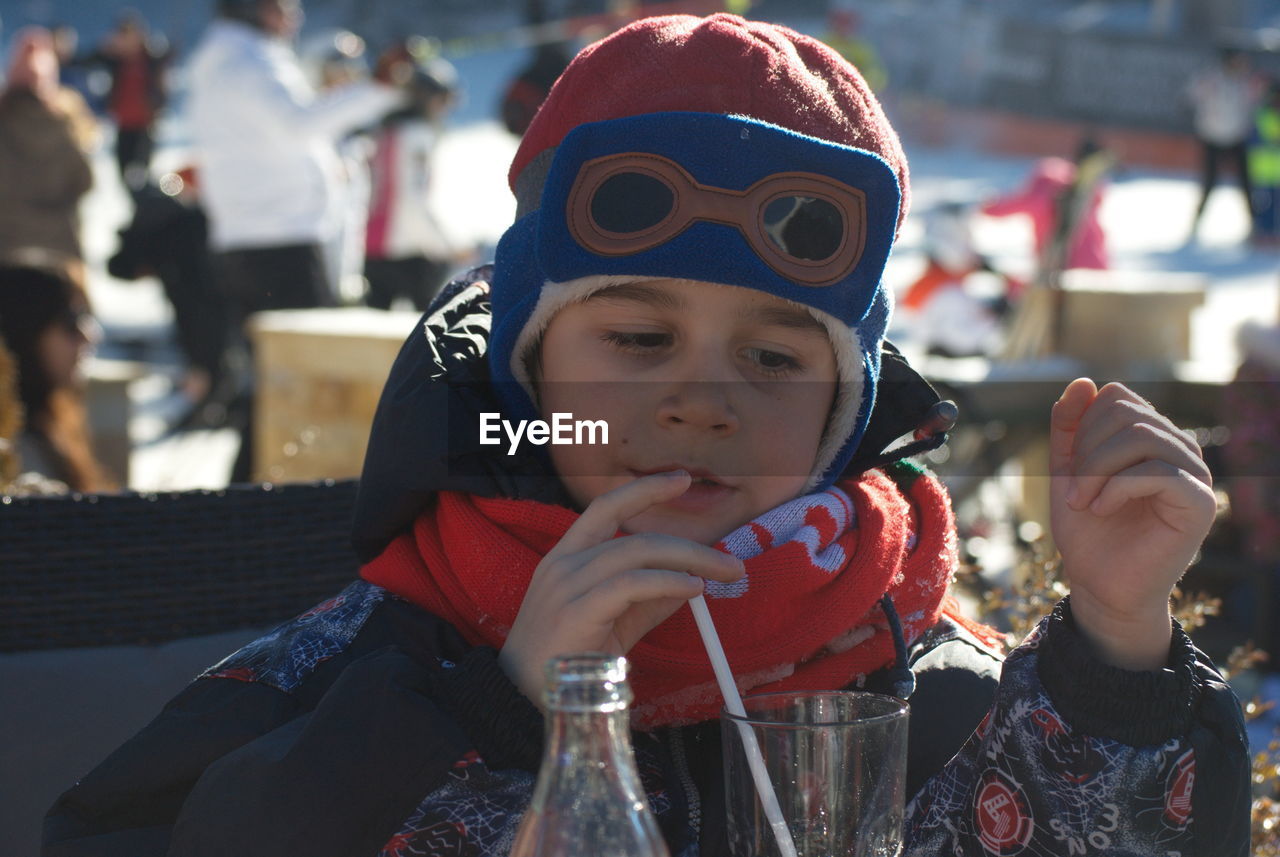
[
  {"xmin": 565, "ymin": 151, "xmax": 869, "ymax": 287},
  {"xmin": 534, "ymin": 112, "xmax": 900, "ymax": 327}
]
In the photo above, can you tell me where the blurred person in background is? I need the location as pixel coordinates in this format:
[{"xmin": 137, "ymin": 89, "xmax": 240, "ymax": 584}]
[
  {"xmin": 108, "ymin": 168, "xmax": 234, "ymax": 428},
  {"xmin": 0, "ymin": 27, "xmax": 96, "ymax": 264},
  {"xmin": 0, "ymin": 259, "xmax": 113, "ymax": 494},
  {"xmin": 364, "ymin": 46, "xmax": 472, "ymax": 311},
  {"xmin": 499, "ymin": 0, "xmax": 572, "ymax": 137},
  {"xmin": 186, "ymin": 0, "xmax": 405, "ymax": 480},
  {"xmin": 1187, "ymin": 48, "xmax": 1265, "ymax": 243},
  {"xmin": 186, "ymin": 0, "xmax": 404, "ymax": 327},
  {"xmin": 500, "ymin": 40, "xmax": 571, "ymax": 137},
  {"xmin": 1220, "ymin": 284, "xmax": 1280, "ymax": 654},
  {"xmin": 301, "ymin": 29, "xmax": 375, "ymax": 304},
  {"xmin": 980, "ymin": 137, "xmax": 1111, "ymax": 276},
  {"xmin": 897, "ymin": 201, "xmax": 1024, "ymax": 358},
  {"xmin": 1248, "ymin": 81, "xmax": 1280, "ymax": 248},
  {"xmin": 81, "ymin": 10, "xmax": 172, "ymax": 196}
]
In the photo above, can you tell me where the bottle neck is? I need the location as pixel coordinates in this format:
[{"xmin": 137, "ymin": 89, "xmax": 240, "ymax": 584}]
[
  {"xmin": 545, "ymin": 706, "xmax": 632, "ymax": 758},
  {"xmin": 535, "ymin": 655, "xmax": 646, "ymax": 798},
  {"xmin": 540, "ymin": 659, "xmax": 638, "ymax": 773},
  {"xmin": 536, "ymin": 706, "xmax": 647, "ymax": 804}
]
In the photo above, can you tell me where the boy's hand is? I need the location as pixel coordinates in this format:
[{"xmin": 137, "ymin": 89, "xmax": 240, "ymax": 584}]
[
  {"xmin": 1050, "ymin": 378, "xmax": 1216, "ymax": 671},
  {"xmin": 497, "ymin": 471, "xmax": 746, "ymax": 707}
]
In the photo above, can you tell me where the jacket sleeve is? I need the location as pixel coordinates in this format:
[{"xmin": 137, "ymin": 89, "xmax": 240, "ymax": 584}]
[
  {"xmin": 42, "ymin": 588, "xmax": 545, "ymax": 857},
  {"xmin": 903, "ymin": 598, "xmax": 1251, "ymax": 857},
  {"xmin": 42, "ymin": 675, "xmax": 299, "ymax": 856},
  {"xmin": 228, "ymin": 44, "xmax": 403, "ymax": 140},
  {"xmin": 979, "ymin": 168, "xmax": 1058, "ymax": 219}
]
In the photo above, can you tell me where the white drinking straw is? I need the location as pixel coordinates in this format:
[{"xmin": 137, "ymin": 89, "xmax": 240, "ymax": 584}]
[{"xmin": 689, "ymin": 594, "xmax": 799, "ymax": 857}]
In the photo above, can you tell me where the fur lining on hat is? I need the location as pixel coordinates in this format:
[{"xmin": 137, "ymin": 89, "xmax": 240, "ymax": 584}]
[{"xmin": 510, "ymin": 274, "xmax": 864, "ymax": 487}]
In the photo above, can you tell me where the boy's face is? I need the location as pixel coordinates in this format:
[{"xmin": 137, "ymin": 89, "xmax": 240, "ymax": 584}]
[{"xmin": 535, "ymin": 279, "xmax": 838, "ymax": 545}]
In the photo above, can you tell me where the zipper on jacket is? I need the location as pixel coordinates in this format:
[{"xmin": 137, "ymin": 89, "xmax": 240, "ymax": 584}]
[{"xmin": 668, "ymin": 727, "xmax": 701, "ymax": 848}]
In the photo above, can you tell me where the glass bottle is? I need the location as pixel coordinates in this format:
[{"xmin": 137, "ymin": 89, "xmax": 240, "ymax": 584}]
[{"xmin": 509, "ymin": 654, "xmax": 670, "ymax": 857}]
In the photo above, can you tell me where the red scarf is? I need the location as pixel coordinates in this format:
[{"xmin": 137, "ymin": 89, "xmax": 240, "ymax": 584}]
[{"xmin": 362, "ymin": 468, "xmax": 974, "ymax": 728}]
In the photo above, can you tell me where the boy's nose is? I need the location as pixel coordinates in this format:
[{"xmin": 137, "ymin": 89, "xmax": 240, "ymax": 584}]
[{"xmin": 655, "ymin": 382, "xmax": 739, "ymax": 435}]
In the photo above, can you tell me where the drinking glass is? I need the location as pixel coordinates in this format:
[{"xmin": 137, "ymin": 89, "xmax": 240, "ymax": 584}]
[{"xmin": 722, "ymin": 690, "xmax": 909, "ymax": 857}]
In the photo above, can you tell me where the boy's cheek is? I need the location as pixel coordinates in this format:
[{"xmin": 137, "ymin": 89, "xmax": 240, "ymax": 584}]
[
  {"xmin": 537, "ymin": 380, "xmax": 632, "ymax": 418},
  {"xmin": 550, "ymin": 462, "xmax": 624, "ymax": 511}
]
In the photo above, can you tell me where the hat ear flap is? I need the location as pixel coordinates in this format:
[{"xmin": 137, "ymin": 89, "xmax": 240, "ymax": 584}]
[{"xmin": 840, "ymin": 341, "xmax": 943, "ymax": 479}]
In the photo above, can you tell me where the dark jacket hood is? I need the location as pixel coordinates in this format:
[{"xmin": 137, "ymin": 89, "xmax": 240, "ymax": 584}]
[{"xmin": 351, "ymin": 268, "xmax": 943, "ymax": 562}]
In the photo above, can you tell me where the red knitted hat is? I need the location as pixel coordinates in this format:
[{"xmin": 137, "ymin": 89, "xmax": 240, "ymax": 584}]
[{"xmin": 508, "ymin": 13, "xmax": 909, "ymax": 231}]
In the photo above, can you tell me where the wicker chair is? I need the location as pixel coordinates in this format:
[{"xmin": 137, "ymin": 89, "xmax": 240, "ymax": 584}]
[{"xmin": 0, "ymin": 480, "xmax": 361, "ymax": 652}]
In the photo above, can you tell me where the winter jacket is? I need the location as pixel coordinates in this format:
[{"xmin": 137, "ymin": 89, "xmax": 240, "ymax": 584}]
[
  {"xmin": 0, "ymin": 88, "xmax": 95, "ymax": 261},
  {"xmin": 185, "ymin": 19, "xmax": 401, "ymax": 252},
  {"xmin": 43, "ymin": 273, "xmax": 1251, "ymax": 856}
]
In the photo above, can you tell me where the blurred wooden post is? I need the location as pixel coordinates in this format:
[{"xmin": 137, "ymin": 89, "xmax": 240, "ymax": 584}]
[
  {"xmin": 248, "ymin": 308, "xmax": 421, "ymax": 483},
  {"xmin": 85, "ymin": 358, "xmax": 148, "ymax": 487}
]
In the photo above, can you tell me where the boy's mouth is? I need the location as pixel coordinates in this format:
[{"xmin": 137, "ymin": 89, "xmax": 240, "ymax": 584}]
[
  {"xmin": 629, "ymin": 465, "xmax": 729, "ymax": 487},
  {"xmin": 629, "ymin": 466, "xmax": 736, "ymax": 512}
]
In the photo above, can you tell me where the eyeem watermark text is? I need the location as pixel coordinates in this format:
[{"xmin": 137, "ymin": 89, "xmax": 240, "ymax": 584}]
[{"xmin": 480, "ymin": 413, "xmax": 609, "ymax": 455}]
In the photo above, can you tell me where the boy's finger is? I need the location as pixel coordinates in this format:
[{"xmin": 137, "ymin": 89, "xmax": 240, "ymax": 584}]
[
  {"xmin": 1049, "ymin": 377, "xmax": 1097, "ymax": 476},
  {"xmin": 550, "ymin": 470, "xmax": 693, "ymax": 556},
  {"xmin": 557, "ymin": 534, "xmax": 744, "ymax": 600},
  {"xmin": 1086, "ymin": 460, "xmax": 1217, "ymax": 526},
  {"xmin": 572, "ymin": 569, "xmax": 705, "ymax": 634},
  {"xmin": 1066, "ymin": 423, "xmax": 1213, "ymax": 511},
  {"xmin": 1069, "ymin": 395, "xmax": 1204, "ymax": 474}
]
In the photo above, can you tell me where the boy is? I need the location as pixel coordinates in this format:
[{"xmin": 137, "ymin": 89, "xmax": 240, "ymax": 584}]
[{"xmin": 45, "ymin": 14, "xmax": 1248, "ymax": 857}]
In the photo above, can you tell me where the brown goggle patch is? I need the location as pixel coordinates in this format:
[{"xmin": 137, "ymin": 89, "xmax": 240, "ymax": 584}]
[{"xmin": 566, "ymin": 152, "xmax": 868, "ymax": 288}]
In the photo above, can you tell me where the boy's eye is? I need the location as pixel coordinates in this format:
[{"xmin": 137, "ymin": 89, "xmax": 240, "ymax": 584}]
[
  {"xmin": 745, "ymin": 347, "xmax": 802, "ymax": 375},
  {"xmin": 601, "ymin": 330, "xmax": 671, "ymax": 350}
]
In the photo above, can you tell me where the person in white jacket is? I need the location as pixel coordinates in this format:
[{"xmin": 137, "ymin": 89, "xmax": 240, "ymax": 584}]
[{"xmin": 186, "ymin": 0, "xmax": 404, "ymax": 322}]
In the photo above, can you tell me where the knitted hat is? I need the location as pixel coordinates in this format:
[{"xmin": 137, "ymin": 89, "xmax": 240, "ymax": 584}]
[
  {"xmin": 508, "ymin": 14, "xmax": 908, "ymax": 225},
  {"xmin": 489, "ymin": 13, "xmax": 908, "ymax": 489}
]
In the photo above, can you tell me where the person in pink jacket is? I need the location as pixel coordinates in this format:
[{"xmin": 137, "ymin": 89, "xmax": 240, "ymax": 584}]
[{"xmin": 981, "ymin": 154, "xmax": 1109, "ymax": 272}]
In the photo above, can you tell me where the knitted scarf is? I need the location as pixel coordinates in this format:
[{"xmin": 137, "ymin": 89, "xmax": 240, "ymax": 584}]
[{"xmin": 362, "ymin": 466, "xmax": 968, "ymax": 728}]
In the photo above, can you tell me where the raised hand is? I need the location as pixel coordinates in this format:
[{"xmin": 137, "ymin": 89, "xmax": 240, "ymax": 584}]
[
  {"xmin": 1049, "ymin": 378, "xmax": 1216, "ymax": 670},
  {"xmin": 497, "ymin": 471, "xmax": 746, "ymax": 706}
]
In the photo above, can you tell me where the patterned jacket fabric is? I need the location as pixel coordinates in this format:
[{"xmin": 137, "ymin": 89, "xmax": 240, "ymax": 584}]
[{"xmin": 44, "ymin": 274, "xmax": 1250, "ymax": 857}]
